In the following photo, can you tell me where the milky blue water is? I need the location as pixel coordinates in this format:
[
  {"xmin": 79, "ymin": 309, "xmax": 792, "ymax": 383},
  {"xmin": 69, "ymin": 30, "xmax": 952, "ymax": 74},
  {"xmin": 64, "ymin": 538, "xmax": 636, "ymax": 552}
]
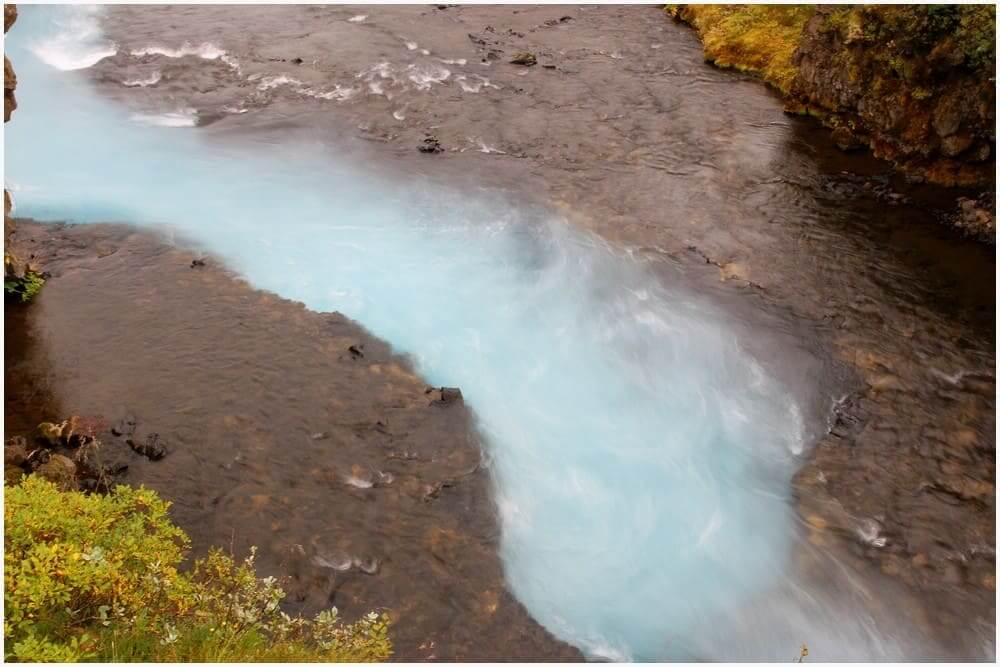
[{"xmin": 3, "ymin": 6, "xmax": 829, "ymax": 659}]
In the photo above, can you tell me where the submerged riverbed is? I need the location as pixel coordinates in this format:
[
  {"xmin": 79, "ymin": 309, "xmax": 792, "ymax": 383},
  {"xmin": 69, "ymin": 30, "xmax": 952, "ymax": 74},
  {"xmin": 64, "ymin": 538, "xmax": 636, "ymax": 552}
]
[{"xmin": 4, "ymin": 4, "xmax": 995, "ymax": 661}]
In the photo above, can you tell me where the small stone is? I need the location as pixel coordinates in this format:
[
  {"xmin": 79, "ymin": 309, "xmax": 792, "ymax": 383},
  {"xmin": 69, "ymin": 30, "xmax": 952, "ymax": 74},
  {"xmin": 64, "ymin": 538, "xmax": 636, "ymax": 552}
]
[
  {"xmin": 425, "ymin": 386, "xmax": 463, "ymax": 406},
  {"xmin": 348, "ymin": 344, "xmax": 365, "ymax": 359},
  {"xmin": 111, "ymin": 415, "xmax": 137, "ymax": 438},
  {"xmin": 291, "ymin": 57, "xmax": 304, "ymax": 65},
  {"xmin": 418, "ymin": 136, "xmax": 444, "ymax": 154},
  {"xmin": 128, "ymin": 433, "xmax": 166, "ymax": 461},
  {"xmin": 510, "ymin": 52, "xmax": 537, "ymax": 67},
  {"xmin": 190, "ymin": 258, "xmax": 206, "ymax": 268}
]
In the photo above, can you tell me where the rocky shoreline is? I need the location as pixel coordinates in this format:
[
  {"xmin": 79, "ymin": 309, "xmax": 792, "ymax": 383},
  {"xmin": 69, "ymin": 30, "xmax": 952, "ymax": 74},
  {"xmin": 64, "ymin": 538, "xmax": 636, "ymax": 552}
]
[
  {"xmin": 4, "ymin": 220, "xmax": 580, "ymax": 661},
  {"xmin": 670, "ymin": 4, "xmax": 996, "ymax": 241}
]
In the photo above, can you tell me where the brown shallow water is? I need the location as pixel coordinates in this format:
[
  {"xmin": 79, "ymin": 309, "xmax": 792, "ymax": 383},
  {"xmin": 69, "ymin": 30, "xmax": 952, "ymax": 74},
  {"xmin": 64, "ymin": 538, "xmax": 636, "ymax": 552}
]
[{"xmin": 5, "ymin": 3, "xmax": 996, "ymax": 660}]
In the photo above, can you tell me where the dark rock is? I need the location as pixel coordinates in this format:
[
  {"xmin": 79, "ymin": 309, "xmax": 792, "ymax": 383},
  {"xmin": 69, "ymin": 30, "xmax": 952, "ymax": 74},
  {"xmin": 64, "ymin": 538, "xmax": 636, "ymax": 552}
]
[
  {"xmin": 128, "ymin": 433, "xmax": 167, "ymax": 461},
  {"xmin": 542, "ymin": 64, "xmax": 556, "ymax": 70},
  {"xmin": 418, "ymin": 136, "xmax": 444, "ymax": 154},
  {"xmin": 190, "ymin": 258, "xmax": 206, "ymax": 268},
  {"xmin": 291, "ymin": 57, "xmax": 304, "ymax": 65},
  {"xmin": 510, "ymin": 52, "xmax": 537, "ymax": 66},
  {"xmin": 5, "ymin": 436, "xmax": 28, "ymax": 466},
  {"xmin": 348, "ymin": 343, "xmax": 365, "ymax": 359},
  {"xmin": 426, "ymin": 386, "xmax": 463, "ymax": 406},
  {"xmin": 830, "ymin": 124, "xmax": 864, "ymax": 151},
  {"xmin": 111, "ymin": 414, "xmax": 137, "ymax": 438},
  {"xmin": 36, "ymin": 454, "xmax": 78, "ymax": 490}
]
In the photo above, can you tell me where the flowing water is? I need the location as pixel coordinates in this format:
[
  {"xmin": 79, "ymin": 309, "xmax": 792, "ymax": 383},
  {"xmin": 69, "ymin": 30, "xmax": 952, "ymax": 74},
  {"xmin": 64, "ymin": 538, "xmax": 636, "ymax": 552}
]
[{"xmin": 4, "ymin": 5, "xmax": 994, "ymax": 661}]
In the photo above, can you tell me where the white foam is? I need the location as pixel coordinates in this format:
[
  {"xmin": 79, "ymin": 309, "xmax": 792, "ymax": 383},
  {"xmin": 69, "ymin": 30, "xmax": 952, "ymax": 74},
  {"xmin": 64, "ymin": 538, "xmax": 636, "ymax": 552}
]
[
  {"xmin": 28, "ymin": 6, "xmax": 117, "ymax": 71},
  {"xmin": 122, "ymin": 71, "xmax": 161, "ymax": 87},
  {"xmin": 440, "ymin": 58, "xmax": 467, "ymax": 66},
  {"xmin": 392, "ymin": 109, "xmax": 405, "ymax": 121},
  {"xmin": 131, "ymin": 42, "xmax": 227, "ymax": 60},
  {"xmin": 455, "ymin": 74, "xmax": 499, "ymax": 93},
  {"xmin": 129, "ymin": 108, "xmax": 197, "ymax": 127},
  {"xmin": 256, "ymin": 74, "xmax": 302, "ymax": 91},
  {"xmin": 301, "ymin": 84, "xmax": 357, "ymax": 101},
  {"xmin": 344, "ymin": 474, "xmax": 373, "ymax": 489},
  {"xmin": 312, "ymin": 553, "xmax": 352, "ymax": 571},
  {"xmin": 405, "ymin": 41, "xmax": 418, "ymax": 51},
  {"xmin": 406, "ymin": 63, "xmax": 450, "ymax": 90},
  {"xmin": 347, "ymin": 14, "xmax": 367, "ymax": 23}
]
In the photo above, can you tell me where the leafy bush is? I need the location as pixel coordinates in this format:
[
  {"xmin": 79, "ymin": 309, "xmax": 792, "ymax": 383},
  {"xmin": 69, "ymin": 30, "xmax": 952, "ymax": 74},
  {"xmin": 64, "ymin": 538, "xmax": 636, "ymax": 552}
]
[
  {"xmin": 4, "ymin": 477, "xmax": 392, "ymax": 662},
  {"xmin": 4, "ymin": 269, "xmax": 45, "ymax": 303}
]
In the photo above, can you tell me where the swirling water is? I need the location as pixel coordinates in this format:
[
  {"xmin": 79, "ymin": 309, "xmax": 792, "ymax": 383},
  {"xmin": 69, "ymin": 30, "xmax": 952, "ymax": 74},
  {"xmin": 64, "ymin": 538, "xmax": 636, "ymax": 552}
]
[{"xmin": 5, "ymin": 6, "xmax": 925, "ymax": 660}]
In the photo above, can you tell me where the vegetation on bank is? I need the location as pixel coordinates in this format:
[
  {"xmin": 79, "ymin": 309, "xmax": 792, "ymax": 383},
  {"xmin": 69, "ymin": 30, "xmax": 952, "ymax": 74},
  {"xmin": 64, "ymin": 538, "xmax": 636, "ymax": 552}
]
[
  {"xmin": 667, "ymin": 5, "xmax": 995, "ymax": 95},
  {"xmin": 4, "ymin": 267, "xmax": 44, "ymax": 303},
  {"xmin": 666, "ymin": 5, "xmax": 813, "ymax": 94},
  {"xmin": 669, "ymin": 4, "xmax": 996, "ymax": 192},
  {"xmin": 4, "ymin": 476, "xmax": 392, "ymax": 662}
]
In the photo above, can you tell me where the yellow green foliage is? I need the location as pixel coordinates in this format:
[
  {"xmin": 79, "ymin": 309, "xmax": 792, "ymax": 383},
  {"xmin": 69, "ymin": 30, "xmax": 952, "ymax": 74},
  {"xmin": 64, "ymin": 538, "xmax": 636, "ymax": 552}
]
[
  {"xmin": 667, "ymin": 5, "xmax": 816, "ymax": 94},
  {"xmin": 4, "ymin": 268, "xmax": 45, "ymax": 303},
  {"xmin": 5, "ymin": 477, "xmax": 392, "ymax": 662}
]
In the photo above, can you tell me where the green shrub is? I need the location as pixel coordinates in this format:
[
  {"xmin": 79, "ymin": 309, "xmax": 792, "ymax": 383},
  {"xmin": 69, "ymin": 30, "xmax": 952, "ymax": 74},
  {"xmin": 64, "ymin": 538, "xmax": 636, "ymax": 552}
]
[
  {"xmin": 4, "ymin": 269, "xmax": 45, "ymax": 303},
  {"xmin": 4, "ymin": 477, "xmax": 392, "ymax": 662}
]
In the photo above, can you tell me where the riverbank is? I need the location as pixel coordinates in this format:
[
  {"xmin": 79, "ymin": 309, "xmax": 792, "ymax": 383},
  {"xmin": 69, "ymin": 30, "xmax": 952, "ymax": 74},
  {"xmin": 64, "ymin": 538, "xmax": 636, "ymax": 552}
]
[
  {"xmin": 669, "ymin": 4, "xmax": 996, "ymax": 239},
  {"xmin": 4, "ymin": 220, "xmax": 580, "ymax": 660}
]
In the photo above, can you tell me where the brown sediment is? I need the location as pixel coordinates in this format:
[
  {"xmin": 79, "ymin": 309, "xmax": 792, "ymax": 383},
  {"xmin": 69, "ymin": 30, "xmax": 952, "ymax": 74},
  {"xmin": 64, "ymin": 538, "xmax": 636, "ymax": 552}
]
[{"xmin": 4, "ymin": 220, "xmax": 580, "ymax": 661}]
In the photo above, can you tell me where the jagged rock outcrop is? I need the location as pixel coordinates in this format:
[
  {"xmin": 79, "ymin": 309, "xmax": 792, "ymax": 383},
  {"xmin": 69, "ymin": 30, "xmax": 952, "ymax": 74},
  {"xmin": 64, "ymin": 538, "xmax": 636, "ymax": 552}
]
[
  {"xmin": 789, "ymin": 5, "xmax": 995, "ymax": 188},
  {"xmin": 5, "ymin": 3, "xmax": 22, "ymax": 278}
]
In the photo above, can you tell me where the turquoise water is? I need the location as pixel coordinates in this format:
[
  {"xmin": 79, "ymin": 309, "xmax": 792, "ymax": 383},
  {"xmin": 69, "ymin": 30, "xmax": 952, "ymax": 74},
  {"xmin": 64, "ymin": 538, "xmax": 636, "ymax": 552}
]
[{"xmin": 5, "ymin": 7, "xmax": 818, "ymax": 659}]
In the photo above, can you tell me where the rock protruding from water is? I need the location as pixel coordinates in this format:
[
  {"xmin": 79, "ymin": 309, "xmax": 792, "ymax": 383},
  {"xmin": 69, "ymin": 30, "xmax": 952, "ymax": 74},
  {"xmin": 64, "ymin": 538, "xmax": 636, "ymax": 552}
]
[
  {"xmin": 949, "ymin": 192, "xmax": 995, "ymax": 243},
  {"xmin": 510, "ymin": 51, "xmax": 537, "ymax": 66},
  {"xmin": 4, "ymin": 417, "xmax": 132, "ymax": 493},
  {"xmin": 425, "ymin": 386, "xmax": 463, "ymax": 406}
]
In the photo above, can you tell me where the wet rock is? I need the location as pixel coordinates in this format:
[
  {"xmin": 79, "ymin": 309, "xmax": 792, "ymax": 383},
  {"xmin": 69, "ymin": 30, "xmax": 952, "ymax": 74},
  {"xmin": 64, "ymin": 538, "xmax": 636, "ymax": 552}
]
[
  {"xmin": 510, "ymin": 52, "xmax": 537, "ymax": 67},
  {"xmin": 36, "ymin": 421, "xmax": 64, "ymax": 447},
  {"xmin": 36, "ymin": 454, "xmax": 78, "ymax": 490},
  {"xmin": 425, "ymin": 386, "xmax": 463, "ymax": 406},
  {"xmin": 35, "ymin": 416, "xmax": 95, "ymax": 448},
  {"xmin": 5, "ymin": 436, "xmax": 28, "ymax": 466},
  {"xmin": 948, "ymin": 193, "xmax": 995, "ymax": 242},
  {"xmin": 830, "ymin": 124, "xmax": 864, "ymax": 151},
  {"xmin": 111, "ymin": 414, "xmax": 137, "ymax": 438},
  {"xmin": 128, "ymin": 433, "xmax": 167, "ymax": 461},
  {"xmin": 418, "ymin": 136, "xmax": 444, "ymax": 154}
]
